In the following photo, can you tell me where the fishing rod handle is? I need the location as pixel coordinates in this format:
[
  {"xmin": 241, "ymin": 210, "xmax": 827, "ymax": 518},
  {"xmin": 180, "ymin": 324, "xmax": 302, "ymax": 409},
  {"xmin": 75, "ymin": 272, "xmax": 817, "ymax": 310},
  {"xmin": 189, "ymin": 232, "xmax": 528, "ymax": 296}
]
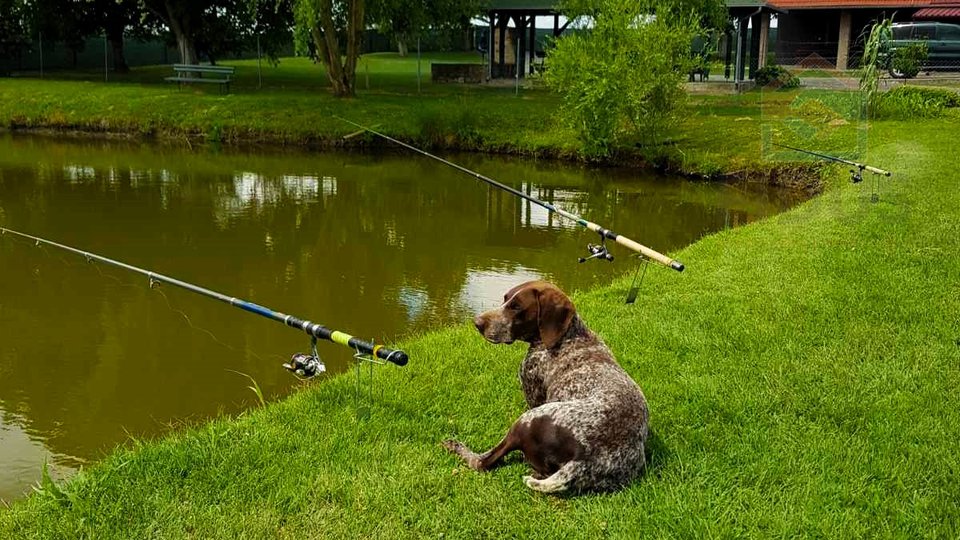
[
  {"xmin": 863, "ymin": 164, "xmax": 891, "ymax": 177},
  {"xmin": 287, "ymin": 317, "xmax": 409, "ymax": 366},
  {"xmin": 615, "ymin": 235, "xmax": 685, "ymax": 272}
]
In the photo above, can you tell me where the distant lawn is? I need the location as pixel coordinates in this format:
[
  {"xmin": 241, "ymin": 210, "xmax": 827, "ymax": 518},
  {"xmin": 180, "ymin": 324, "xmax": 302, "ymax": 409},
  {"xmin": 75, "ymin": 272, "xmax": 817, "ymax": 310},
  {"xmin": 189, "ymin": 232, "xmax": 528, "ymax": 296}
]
[
  {"xmin": 7, "ymin": 54, "xmax": 948, "ymax": 180},
  {"xmin": 12, "ymin": 53, "xmax": 486, "ymax": 94}
]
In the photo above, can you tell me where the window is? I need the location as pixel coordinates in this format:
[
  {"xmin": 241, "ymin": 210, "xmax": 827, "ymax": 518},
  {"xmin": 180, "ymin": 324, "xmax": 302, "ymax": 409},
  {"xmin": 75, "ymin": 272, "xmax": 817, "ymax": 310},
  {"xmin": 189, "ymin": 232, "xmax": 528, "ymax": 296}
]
[
  {"xmin": 912, "ymin": 24, "xmax": 936, "ymax": 40},
  {"xmin": 938, "ymin": 24, "xmax": 960, "ymax": 41},
  {"xmin": 892, "ymin": 26, "xmax": 912, "ymax": 40}
]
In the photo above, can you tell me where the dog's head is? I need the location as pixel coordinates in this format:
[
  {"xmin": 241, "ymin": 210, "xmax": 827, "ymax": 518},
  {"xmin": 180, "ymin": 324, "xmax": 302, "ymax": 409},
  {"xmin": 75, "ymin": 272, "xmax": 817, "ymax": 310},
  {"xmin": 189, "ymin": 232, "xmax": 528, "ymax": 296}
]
[{"xmin": 473, "ymin": 281, "xmax": 576, "ymax": 349}]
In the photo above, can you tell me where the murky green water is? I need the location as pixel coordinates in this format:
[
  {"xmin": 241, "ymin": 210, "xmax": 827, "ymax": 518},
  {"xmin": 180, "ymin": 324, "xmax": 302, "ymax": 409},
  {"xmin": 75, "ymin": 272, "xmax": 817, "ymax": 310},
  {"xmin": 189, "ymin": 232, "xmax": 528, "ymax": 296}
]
[{"xmin": 0, "ymin": 133, "xmax": 807, "ymax": 502}]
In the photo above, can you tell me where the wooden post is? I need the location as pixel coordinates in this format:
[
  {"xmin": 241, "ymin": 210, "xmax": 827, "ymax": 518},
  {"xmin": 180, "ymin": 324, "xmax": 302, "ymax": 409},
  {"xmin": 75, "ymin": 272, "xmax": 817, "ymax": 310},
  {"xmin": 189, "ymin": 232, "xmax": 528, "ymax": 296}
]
[
  {"xmin": 498, "ymin": 14, "xmax": 507, "ymax": 77},
  {"xmin": 836, "ymin": 10, "xmax": 852, "ymax": 70},
  {"xmin": 759, "ymin": 13, "xmax": 770, "ymax": 69},
  {"xmin": 749, "ymin": 13, "xmax": 762, "ymax": 78},
  {"xmin": 529, "ymin": 15, "xmax": 536, "ymax": 74},
  {"xmin": 724, "ymin": 28, "xmax": 732, "ymax": 79},
  {"xmin": 488, "ymin": 13, "xmax": 495, "ymax": 81},
  {"xmin": 517, "ymin": 16, "xmax": 526, "ymax": 78},
  {"xmin": 736, "ymin": 18, "xmax": 747, "ymax": 82}
]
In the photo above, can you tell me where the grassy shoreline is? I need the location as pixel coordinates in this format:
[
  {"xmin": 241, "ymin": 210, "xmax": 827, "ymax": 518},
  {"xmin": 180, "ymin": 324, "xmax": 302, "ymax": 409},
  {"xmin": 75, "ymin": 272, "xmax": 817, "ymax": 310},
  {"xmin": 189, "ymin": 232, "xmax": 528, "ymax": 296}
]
[
  {"xmin": 0, "ymin": 55, "xmax": 826, "ymax": 184},
  {"xmin": 1, "ymin": 113, "xmax": 958, "ymax": 537}
]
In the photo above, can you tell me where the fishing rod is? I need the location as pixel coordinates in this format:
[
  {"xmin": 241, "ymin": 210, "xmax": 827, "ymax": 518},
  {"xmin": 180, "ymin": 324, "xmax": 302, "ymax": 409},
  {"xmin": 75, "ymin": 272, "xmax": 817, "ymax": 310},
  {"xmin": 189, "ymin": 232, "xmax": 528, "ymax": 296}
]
[
  {"xmin": 0, "ymin": 227, "xmax": 408, "ymax": 378},
  {"xmin": 336, "ymin": 117, "xmax": 685, "ymax": 273},
  {"xmin": 773, "ymin": 143, "xmax": 891, "ymax": 184}
]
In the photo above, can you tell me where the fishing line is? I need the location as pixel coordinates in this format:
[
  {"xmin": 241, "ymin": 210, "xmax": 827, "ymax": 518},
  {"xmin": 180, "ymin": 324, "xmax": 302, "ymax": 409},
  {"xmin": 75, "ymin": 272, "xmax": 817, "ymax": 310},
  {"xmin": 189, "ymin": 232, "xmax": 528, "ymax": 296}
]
[
  {"xmin": 0, "ymin": 227, "xmax": 409, "ymax": 383},
  {"xmin": 151, "ymin": 283, "xmax": 284, "ymax": 368},
  {"xmin": 336, "ymin": 117, "xmax": 685, "ymax": 275},
  {"xmin": 14, "ymin": 232, "xmax": 275, "ymax": 366}
]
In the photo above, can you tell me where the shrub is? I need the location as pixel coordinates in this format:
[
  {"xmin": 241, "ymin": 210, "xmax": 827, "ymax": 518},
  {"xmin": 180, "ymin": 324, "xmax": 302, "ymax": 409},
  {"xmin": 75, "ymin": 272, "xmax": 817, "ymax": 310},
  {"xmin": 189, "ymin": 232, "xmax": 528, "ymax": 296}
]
[
  {"xmin": 754, "ymin": 65, "xmax": 800, "ymax": 89},
  {"xmin": 544, "ymin": 0, "xmax": 708, "ymax": 158},
  {"xmin": 890, "ymin": 42, "xmax": 928, "ymax": 79},
  {"xmin": 870, "ymin": 85, "xmax": 958, "ymax": 119}
]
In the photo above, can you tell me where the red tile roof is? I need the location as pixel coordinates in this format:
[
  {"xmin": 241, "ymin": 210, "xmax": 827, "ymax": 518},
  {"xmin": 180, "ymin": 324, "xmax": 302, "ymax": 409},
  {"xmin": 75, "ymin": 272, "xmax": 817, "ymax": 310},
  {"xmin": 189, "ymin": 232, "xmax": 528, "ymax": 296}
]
[
  {"xmin": 769, "ymin": 0, "xmax": 932, "ymax": 8},
  {"xmin": 914, "ymin": 6, "xmax": 960, "ymax": 16}
]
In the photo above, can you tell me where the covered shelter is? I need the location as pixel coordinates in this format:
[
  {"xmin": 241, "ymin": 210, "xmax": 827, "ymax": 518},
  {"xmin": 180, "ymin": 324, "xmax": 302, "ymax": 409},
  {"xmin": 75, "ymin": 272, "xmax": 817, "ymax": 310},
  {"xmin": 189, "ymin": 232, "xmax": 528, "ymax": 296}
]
[
  {"xmin": 726, "ymin": 0, "xmax": 786, "ymax": 83},
  {"xmin": 485, "ymin": 0, "xmax": 568, "ymax": 78},
  {"xmin": 766, "ymin": 0, "xmax": 933, "ymax": 70}
]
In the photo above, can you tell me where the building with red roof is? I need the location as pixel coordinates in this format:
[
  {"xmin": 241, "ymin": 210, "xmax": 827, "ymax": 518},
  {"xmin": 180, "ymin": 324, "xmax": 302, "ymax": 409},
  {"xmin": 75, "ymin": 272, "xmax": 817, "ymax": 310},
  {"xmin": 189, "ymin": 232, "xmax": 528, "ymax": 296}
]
[{"xmin": 734, "ymin": 0, "xmax": 959, "ymax": 76}]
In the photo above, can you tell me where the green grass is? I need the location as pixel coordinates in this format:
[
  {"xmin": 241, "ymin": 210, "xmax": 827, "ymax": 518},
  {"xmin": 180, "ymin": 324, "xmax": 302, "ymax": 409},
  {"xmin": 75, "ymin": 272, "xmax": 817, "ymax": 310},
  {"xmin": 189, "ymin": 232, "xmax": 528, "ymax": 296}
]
[
  {"xmin": 0, "ymin": 104, "xmax": 958, "ymax": 536},
  {"xmin": 0, "ymin": 53, "xmax": 875, "ymax": 177},
  {"xmin": 0, "ymin": 53, "xmax": 584, "ymax": 158}
]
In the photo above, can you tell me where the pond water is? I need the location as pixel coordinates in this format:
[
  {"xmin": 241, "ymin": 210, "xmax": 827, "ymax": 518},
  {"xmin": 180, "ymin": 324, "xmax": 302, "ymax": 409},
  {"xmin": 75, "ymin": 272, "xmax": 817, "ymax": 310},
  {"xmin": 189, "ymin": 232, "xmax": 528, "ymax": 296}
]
[{"xmin": 0, "ymin": 133, "xmax": 807, "ymax": 502}]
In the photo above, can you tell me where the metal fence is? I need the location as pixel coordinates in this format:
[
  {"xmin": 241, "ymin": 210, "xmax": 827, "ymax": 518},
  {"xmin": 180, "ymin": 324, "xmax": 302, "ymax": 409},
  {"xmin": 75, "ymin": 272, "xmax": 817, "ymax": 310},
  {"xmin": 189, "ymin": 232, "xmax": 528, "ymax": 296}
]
[{"xmin": 0, "ymin": 27, "xmax": 475, "ymax": 76}]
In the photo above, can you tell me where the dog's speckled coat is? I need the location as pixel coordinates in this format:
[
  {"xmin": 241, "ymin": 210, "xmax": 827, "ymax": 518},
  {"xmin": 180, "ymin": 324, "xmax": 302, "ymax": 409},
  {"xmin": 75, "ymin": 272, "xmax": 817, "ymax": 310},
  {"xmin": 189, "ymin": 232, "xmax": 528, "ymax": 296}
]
[{"xmin": 443, "ymin": 281, "xmax": 649, "ymax": 494}]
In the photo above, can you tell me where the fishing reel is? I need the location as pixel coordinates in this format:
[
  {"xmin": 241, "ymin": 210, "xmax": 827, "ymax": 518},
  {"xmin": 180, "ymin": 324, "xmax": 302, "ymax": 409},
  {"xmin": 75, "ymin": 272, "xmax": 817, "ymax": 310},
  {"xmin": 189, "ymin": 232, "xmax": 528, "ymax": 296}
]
[
  {"xmin": 284, "ymin": 353, "xmax": 325, "ymax": 378},
  {"xmin": 283, "ymin": 336, "xmax": 326, "ymax": 379},
  {"xmin": 579, "ymin": 239, "xmax": 614, "ymax": 263},
  {"xmin": 850, "ymin": 165, "xmax": 865, "ymax": 184}
]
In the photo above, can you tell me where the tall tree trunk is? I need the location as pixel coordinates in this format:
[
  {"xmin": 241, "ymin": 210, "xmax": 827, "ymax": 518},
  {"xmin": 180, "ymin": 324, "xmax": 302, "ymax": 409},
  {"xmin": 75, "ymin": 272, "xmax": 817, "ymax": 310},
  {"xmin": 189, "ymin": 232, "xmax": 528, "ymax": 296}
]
[
  {"xmin": 311, "ymin": 0, "xmax": 363, "ymax": 97},
  {"xmin": 343, "ymin": 0, "xmax": 364, "ymax": 94},
  {"xmin": 106, "ymin": 27, "xmax": 128, "ymax": 73},
  {"xmin": 165, "ymin": 0, "xmax": 197, "ymax": 65},
  {"xmin": 397, "ymin": 38, "xmax": 408, "ymax": 57},
  {"xmin": 110, "ymin": 37, "xmax": 129, "ymax": 72}
]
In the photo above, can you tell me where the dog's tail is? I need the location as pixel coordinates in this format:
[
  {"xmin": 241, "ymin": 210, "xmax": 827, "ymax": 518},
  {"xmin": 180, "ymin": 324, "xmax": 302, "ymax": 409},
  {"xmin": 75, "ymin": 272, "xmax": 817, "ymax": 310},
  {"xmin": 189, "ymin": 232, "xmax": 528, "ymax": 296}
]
[{"xmin": 523, "ymin": 461, "xmax": 584, "ymax": 494}]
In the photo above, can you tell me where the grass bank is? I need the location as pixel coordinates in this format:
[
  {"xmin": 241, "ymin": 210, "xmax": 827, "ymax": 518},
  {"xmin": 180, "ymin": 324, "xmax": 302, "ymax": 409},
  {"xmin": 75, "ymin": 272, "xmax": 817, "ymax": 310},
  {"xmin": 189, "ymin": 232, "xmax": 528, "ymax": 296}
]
[
  {"xmin": 1, "ymin": 112, "xmax": 958, "ymax": 536},
  {"xmin": 1, "ymin": 53, "xmax": 836, "ymax": 182},
  {"xmin": 0, "ymin": 54, "xmax": 577, "ymax": 156}
]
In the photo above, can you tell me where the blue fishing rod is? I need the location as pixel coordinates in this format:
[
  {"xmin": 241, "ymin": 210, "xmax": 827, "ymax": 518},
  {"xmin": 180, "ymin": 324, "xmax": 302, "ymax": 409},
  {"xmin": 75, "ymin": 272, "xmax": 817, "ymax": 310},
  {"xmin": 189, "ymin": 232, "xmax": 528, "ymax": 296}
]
[{"xmin": 1, "ymin": 227, "xmax": 408, "ymax": 377}]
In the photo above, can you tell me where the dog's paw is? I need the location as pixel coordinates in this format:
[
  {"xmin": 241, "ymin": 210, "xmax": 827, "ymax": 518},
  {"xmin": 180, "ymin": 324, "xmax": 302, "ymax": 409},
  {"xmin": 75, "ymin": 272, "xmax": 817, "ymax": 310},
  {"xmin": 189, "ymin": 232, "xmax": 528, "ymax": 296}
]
[{"xmin": 441, "ymin": 439, "xmax": 464, "ymax": 454}]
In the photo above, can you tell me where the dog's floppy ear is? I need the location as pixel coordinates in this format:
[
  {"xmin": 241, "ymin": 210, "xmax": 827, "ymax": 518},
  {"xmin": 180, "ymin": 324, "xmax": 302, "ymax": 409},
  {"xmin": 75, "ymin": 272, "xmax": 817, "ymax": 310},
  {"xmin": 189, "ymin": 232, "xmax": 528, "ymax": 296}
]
[{"xmin": 536, "ymin": 285, "xmax": 575, "ymax": 349}]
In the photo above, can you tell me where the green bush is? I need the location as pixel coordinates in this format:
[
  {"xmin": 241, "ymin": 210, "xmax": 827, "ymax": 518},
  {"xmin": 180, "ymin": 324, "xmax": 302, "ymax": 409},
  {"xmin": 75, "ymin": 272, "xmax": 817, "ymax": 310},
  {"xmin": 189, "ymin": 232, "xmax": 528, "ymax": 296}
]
[
  {"xmin": 544, "ymin": 0, "xmax": 703, "ymax": 158},
  {"xmin": 890, "ymin": 42, "xmax": 928, "ymax": 79},
  {"xmin": 754, "ymin": 65, "xmax": 800, "ymax": 89},
  {"xmin": 870, "ymin": 85, "xmax": 958, "ymax": 119}
]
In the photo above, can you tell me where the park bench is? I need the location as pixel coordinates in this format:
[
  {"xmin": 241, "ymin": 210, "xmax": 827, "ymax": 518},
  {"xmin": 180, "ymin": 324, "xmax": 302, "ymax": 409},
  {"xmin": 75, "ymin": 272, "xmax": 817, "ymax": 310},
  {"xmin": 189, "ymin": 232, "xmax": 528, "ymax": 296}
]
[{"xmin": 165, "ymin": 64, "xmax": 235, "ymax": 94}]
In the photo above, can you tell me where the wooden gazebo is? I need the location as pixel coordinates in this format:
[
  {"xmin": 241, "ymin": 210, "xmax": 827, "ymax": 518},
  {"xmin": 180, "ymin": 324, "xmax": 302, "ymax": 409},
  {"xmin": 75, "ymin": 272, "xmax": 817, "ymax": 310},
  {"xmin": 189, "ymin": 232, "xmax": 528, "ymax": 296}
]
[{"xmin": 486, "ymin": 0, "xmax": 568, "ymax": 78}]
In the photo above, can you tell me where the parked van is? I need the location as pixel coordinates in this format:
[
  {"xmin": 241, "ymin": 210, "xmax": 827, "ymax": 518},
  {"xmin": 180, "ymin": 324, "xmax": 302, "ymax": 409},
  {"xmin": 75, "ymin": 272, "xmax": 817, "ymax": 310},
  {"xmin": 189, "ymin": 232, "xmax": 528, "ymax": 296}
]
[{"xmin": 886, "ymin": 22, "xmax": 960, "ymax": 77}]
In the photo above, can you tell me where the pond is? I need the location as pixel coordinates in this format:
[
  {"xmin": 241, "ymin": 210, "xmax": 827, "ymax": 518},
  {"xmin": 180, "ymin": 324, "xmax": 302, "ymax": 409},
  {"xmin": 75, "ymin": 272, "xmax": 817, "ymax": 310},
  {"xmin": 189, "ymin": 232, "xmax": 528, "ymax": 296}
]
[{"xmin": 0, "ymin": 133, "xmax": 807, "ymax": 502}]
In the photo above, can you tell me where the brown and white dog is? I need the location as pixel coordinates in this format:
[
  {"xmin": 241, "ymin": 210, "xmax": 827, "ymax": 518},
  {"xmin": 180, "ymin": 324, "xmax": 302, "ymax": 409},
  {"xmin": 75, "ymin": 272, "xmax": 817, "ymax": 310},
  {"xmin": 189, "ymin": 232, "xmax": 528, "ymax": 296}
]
[{"xmin": 442, "ymin": 280, "xmax": 649, "ymax": 494}]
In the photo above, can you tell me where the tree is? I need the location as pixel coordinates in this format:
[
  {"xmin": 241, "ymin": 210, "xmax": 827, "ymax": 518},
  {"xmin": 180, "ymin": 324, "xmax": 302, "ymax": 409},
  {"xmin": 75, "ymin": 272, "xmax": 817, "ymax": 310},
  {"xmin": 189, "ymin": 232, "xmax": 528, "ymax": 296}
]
[
  {"xmin": 141, "ymin": 0, "xmax": 206, "ymax": 64},
  {"xmin": 545, "ymin": 0, "xmax": 722, "ymax": 158},
  {"xmin": 142, "ymin": 0, "xmax": 291, "ymax": 65},
  {"xmin": 371, "ymin": 0, "xmax": 482, "ymax": 56},
  {"xmin": 0, "ymin": 0, "xmax": 30, "ymax": 72},
  {"xmin": 88, "ymin": 0, "xmax": 144, "ymax": 72},
  {"xmin": 292, "ymin": 0, "xmax": 365, "ymax": 97}
]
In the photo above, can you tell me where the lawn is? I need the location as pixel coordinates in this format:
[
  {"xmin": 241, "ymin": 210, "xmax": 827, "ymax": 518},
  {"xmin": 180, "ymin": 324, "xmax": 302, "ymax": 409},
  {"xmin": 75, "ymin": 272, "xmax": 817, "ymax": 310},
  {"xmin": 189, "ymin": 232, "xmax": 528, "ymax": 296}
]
[
  {"xmin": 0, "ymin": 53, "xmax": 590, "ymax": 162},
  {"xmin": 0, "ymin": 52, "xmax": 870, "ymax": 177},
  {"xmin": 1, "ymin": 58, "xmax": 958, "ymax": 538}
]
